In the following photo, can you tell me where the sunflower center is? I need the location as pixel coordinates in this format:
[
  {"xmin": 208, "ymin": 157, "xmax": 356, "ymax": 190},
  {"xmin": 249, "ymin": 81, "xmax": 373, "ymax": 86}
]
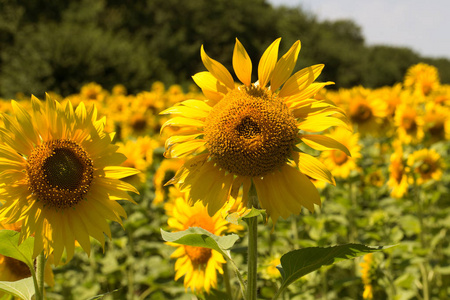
[
  {"xmin": 3, "ymin": 255, "xmax": 31, "ymax": 278},
  {"xmin": 204, "ymin": 86, "xmax": 298, "ymax": 177},
  {"xmin": 27, "ymin": 139, "xmax": 94, "ymax": 210},
  {"xmin": 419, "ymin": 161, "xmax": 434, "ymax": 176},
  {"xmin": 184, "ymin": 245, "xmax": 212, "ymax": 266},
  {"xmin": 331, "ymin": 150, "xmax": 348, "ymax": 165},
  {"xmin": 352, "ymin": 103, "xmax": 372, "ymax": 122},
  {"xmin": 402, "ymin": 114, "xmax": 417, "ymax": 132}
]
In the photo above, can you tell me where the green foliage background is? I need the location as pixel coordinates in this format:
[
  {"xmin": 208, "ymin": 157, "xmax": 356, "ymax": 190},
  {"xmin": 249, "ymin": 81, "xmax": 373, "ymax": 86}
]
[{"xmin": 1, "ymin": 0, "xmax": 450, "ymax": 98}]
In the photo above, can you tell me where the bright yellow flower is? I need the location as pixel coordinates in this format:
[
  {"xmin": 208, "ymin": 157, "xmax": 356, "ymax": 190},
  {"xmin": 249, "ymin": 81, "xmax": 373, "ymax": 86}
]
[
  {"xmin": 407, "ymin": 148, "xmax": 444, "ymax": 185},
  {"xmin": 165, "ymin": 191, "xmax": 238, "ymax": 294},
  {"xmin": 153, "ymin": 158, "xmax": 185, "ymax": 205},
  {"xmin": 0, "ymin": 95, "xmax": 139, "ymax": 264},
  {"xmin": 80, "ymin": 82, "xmax": 108, "ymax": 103},
  {"xmin": 344, "ymin": 86, "xmax": 387, "ymax": 134},
  {"xmin": 387, "ymin": 142, "xmax": 409, "ymax": 198},
  {"xmin": 321, "ymin": 127, "xmax": 361, "ymax": 179},
  {"xmin": 424, "ymin": 102, "xmax": 450, "ymax": 142},
  {"xmin": 360, "ymin": 253, "xmax": 375, "ymax": 300},
  {"xmin": 394, "ymin": 101, "xmax": 424, "ymax": 144},
  {"xmin": 161, "ymin": 38, "xmax": 350, "ymax": 224},
  {"xmin": 404, "ymin": 63, "xmax": 440, "ymax": 96},
  {"xmin": 260, "ymin": 254, "xmax": 282, "ymax": 280},
  {"xmin": 117, "ymin": 136, "xmax": 155, "ymax": 188}
]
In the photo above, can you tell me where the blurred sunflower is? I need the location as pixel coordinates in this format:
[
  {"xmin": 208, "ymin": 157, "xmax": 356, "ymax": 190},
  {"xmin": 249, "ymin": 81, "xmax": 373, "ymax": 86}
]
[
  {"xmin": 404, "ymin": 63, "xmax": 440, "ymax": 96},
  {"xmin": 424, "ymin": 102, "xmax": 450, "ymax": 142},
  {"xmin": 161, "ymin": 38, "xmax": 350, "ymax": 223},
  {"xmin": 0, "ymin": 221, "xmax": 54, "ymax": 287},
  {"xmin": 260, "ymin": 254, "xmax": 282, "ymax": 280},
  {"xmin": 387, "ymin": 142, "xmax": 409, "ymax": 198},
  {"xmin": 117, "ymin": 136, "xmax": 155, "ymax": 188},
  {"xmin": 394, "ymin": 101, "xmax": 424, "ymax": 144},
  {"xmin": 0, "ymin": 95, "xmax": 139, "ymax": 263},
  {"xmin": 344, "ymin": 86, "xmax": 387, "ymax": 134},
  {"xmin": 321, "ymin": 127, "xmax": 360, "ymax": 179},
  {"xmin": 360, "ymin": 253, "xmax": 375, "ymax": 300},
  {"xmin": 165, "ymin": 190, "xmax": 240, "ymax": 294},
  {"xmin": 407, "ymin": 148, "xmax": 444, "ymax": 185},
  {"xmin": 153, "ymin": 158, "xmax": 185, "ymax": 205}
]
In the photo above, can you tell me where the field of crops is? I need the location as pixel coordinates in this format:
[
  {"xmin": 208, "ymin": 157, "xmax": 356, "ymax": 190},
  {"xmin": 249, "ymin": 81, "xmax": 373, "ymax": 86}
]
[{"xmin": 0, "ymin": 57, "xmax": 449, "ymax": 300}]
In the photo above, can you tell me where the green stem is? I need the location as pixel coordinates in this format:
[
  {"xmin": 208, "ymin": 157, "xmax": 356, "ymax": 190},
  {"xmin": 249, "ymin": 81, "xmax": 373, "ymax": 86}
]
[
  {"xmin": 246, "ymin": 183, "xmax": 259, "ymax": 300},
  {"xmin": 414, "ymin": 180, "xmax": 429, "ymax": 300},
  {"xmin": 223, "ymin": 261, "xmax": 233, "ymax": 300},
  {"xmin": 35, "ymin": 252, "xmax": 46, "ymax": 300},
  {"xmin": 246, "ymin": 216, "xmax": 258, "ymax": 300}
]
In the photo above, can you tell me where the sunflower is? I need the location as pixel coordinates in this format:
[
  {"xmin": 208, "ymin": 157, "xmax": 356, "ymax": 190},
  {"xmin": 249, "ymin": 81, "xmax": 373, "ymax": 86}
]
[
  {"xmin": 394, "ymin": 101, "xmax": 424, "ymax": 144},
  {"xmin": 321, "ymin": 127, "xmax": 360, "ymax": 179},
  {"xmin": 0, "ymin": 221, "xmax": 54, "ymax": 287},
  {"xmin": 424, "ymin": 102, "xmax": 450, "ymax": 142},
  {"xmin": 0, "ymin": 95, "xmax": 139, "ymax": 264},
  {"xmin": 161, "ymin": 38, "xmax": 350, "ymax": 223},
  {"xmin": 360, "ymin": 253, "xmax": 375, "ymax": 300},
  {"xmin": 344, "ymin": 86, "xmax": 387, "ymax": 135},
  {"xmin": 407, "ymin": 148, "xmax": 444, "ymax": 185},
  {"xmin": 117, "ymin": 136, "xmax": 155, "ymax": 188},
  {"xmin": 387, "ymin": 142, "xmax": 409, "ymax": 198},
  {"xmin": 153, "ymin": 158, "xmax": 185, "ymax": 205},
  {"xmin": 404, "ymin": 63, "xmax": 440, "ymax": 96},
  {"xmin": 165, "ymin": 189, "xmax": 240, "ymax": 294},
  {"xmin": 260, "ymin": 254, "xmax": 282, "ymax": 280}
]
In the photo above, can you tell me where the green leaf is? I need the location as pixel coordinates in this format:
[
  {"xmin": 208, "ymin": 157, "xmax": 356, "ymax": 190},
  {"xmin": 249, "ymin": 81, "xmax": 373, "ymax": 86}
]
[
  {"xmin": 225, "ymin": 207, "xmax": 266, "ymax": 225},
  {"xmin": 277, "ymin": 243, "xmax": 393, "ymax": 294},
  {"xmin": 0, "ymin": 230, "xmax": 34, "ymax": 269},
  {"xmin": 160, "ymin": 227, "xmax": 239, "ymax": 260},
  {"xmin": 0, "ymin": 277, "xmax": 35, "ymax": 300}
]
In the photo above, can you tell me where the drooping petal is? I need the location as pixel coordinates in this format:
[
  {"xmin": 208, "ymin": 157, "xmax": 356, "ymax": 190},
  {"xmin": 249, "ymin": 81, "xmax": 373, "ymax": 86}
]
[
  {"xmin": 201, "ymin": 46, "xmax": 235, "ymax": 90},
  {"xmin": 300, "ymin": 134, "xmax": 351, "ymax": 156},
  {"xmin": 258, "ymin": 38, "xmax": 281, "ymax": 88},
  {"xmin": 160, "ymin": 117, "xmax": 204, "ymax": 133},
  {"xmin": 296, "ymin": 152, "xmax": 335, "ymax": 185},
  {"xmin": 233, "ymin": 38, "xmax": 252, "ymax": 86},
  {"xmin": 270, "ymin": 40, "xmax": 301, "ymax": 91}
]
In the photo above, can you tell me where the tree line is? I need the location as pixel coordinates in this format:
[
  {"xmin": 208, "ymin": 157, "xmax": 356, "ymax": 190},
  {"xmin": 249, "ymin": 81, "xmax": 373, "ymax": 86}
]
[{"xmin": 1, "ymin": 0, "xmax": 449, "ymax": 98}]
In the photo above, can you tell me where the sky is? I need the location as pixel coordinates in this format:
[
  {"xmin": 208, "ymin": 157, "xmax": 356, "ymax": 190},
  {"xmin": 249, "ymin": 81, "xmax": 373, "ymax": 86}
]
[{"xmin": 268, "ymin": 0, "xmax": 450, "ymax": 59}]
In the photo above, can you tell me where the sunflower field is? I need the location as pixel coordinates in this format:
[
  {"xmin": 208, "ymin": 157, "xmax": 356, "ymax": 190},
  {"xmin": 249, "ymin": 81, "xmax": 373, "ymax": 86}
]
[{"xmin": 0, "ymin": 35, "xmax": 449, "ymax": 300}]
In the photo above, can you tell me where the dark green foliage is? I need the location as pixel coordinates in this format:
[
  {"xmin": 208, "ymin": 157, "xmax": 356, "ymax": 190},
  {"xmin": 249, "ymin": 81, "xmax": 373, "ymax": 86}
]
[{"xmin": 1, "ymin": 0, "xmax": 450, "ymax": 98}]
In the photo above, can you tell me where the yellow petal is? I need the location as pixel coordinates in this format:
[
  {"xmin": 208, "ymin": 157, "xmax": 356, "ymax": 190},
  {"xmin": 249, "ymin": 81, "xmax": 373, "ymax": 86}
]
[
  {"xmin": 258, "ymin": 38, "xmax": 281, "ymax": 88},
  {"xmin": 11, "ymin": 101, "xmax": 38, "ymax": 145},
  {"xmin": 297, "ymin": 152, "xmax": 335, "ymax": 185},
  {"xmin": 103, "ymin": 166, "xmax": 141, "ymax": 179},
  {"xmin": 160, "ymin": 105, "xmax": 209, "ymax": 119},
  {"xmin": 233, "ymin": 38, "xmax": 252, "ymax": 86},
  {"xmin": 279, "ymin": 64, "xmax": 325, "ymax": 98},
  {"xmin": 300, "ymin": 134, "xmax": 351, "ymax": 156},
  {"xmin": 165, "ymin": 133, "xmax": 203, "ymax": 149},
  {"xmin": 165, "ymin": 139, "xmax": 205, "ymax": 158},
  {"xmin": 192, "ymin": 71, "xmax": 228, "ymax": 95},
  {"xmin": 160, "ymin": 117, "xmax": 204, "ymax": 133},
  {"xmin": 271, "ymin": 40, "xmax": 301, "ymax": 91},
  {"xmin": 298, "ymin": 115, "xmax": 351, "ymax": 132},
  {"xmin": 178, "ymin": 100, "xmax": 213, "ymax": 112},
  {"xmin": 201, "ymin": 46, "xmax": 235, "ymax": 90},
  {"xmin": 286, "ymin": 82, "xmax": 334, "ymax": 106}
]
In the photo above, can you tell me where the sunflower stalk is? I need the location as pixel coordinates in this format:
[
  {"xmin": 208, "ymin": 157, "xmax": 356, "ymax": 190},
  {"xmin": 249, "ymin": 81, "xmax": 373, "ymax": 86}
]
[
  {"xmin": 246, "ymin": 183, "xmax": 259, "ymax": 300},
  {"xmin": 35, "ymin": 251, "xmax": 46, "ymax": 300}
]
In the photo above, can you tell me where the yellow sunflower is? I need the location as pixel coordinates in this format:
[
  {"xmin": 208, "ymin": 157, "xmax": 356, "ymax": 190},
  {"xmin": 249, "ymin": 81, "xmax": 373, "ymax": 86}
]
[
  {"xmin": 161, "ymin": 38, "xmax": 350, "ymax": 223},
  {"xmin": 0, "ymin": 221, "xmax": 54, "ymax": 287},
  {"xmin": 153, "ymin": 158, "xmax": 185, "ymax": 205},
  {"xmin": 407, "ymin": 148, "xmax": 444, "ymax": 185},
  {"xmin": 0, "ymin": 95, "xmax": 139, "ymax": 264},
  {"xmin": 165, "ymin": 190, "xmax": 239, "ymax": 294},
  {"xmin": 321, "ymin": 127, "xmax": 361, "ymax": 179},
  {"xmin": 344, "ymin": 86, "xmax": 387, "ymax": 135},
  {"xmin": 394, "ymin": 101, "xmax": 424, "ymax": 144},
  {"xmin": 404, "ymin": 63, "xmax": 440, "ymax": 96},
  {"xmin": 387, "ymin": 142, "xmax": 409, "ymax": 198},
  {"xmin": 360, "ymin": 253, "xmax": 375, "ymax": 300},
  {"xmin": 424, "ymin": 102, "xmax": 450, "ymax": 142}
]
